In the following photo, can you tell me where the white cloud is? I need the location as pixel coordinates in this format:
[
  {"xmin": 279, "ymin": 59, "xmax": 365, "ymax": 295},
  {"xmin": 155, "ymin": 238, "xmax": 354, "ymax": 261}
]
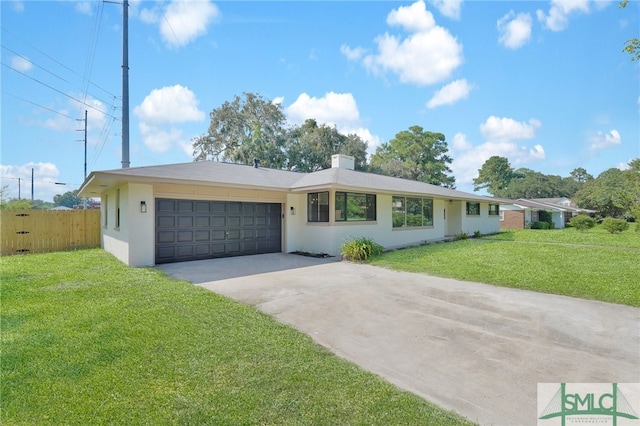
[
  {"xmin": 286, "ymin": 92, "xmax": 359, "ymax": 125},
  {"xmin": 11, "ymin": 55, "xmax": 32, "ymax": 72},
  {"xmin": 426, "ymin": 79, "xmax": 473, "ymax": 108},
  {"xmin": 497, "ymin": 11, "xmax": 532, "ymax": 49},
  {"xmin": 429, "ymin": 0, "xmax": 463, "ymax": 20},
  {"xmin": 11, "ymin": 1, "xmax": 24, "ymax": 13},
  {"xmin": 342, "ymin": 0, "xmax": 463, "ymax": 86},
  {"xmin": 536, "ymin": 0, "xmax": 590, "ymax": 31},
  {"xmin": 134, "ymin": 85, "xmax": 205, "ymax": 153},
  {"xmin": 387, "ymin": 0, "xmax": 436, "ymax": 32},
  {"xmin": 450, "ymin": 118, "xmax": 546, "ymax": 188},
  {"xmin": 589, "ymin": 129, "xmax": 621, "ymax": 151},
  {"xmin": 480, "ymin": 116, "xmax": 541, "ymax": 142},
  {"xmin": 138, "ymin": 123, "xmax": 184, "ymax": 153},
  {"xmin": 75, "ymin": 1, "xmax": 93, "ymax": 15},
  {"xmin": 134, "ymin": 85, "xmax": 205, "ymax": 125},
  {"xmin": 285, "ymin": 92, "xmax": 381, "ymax": 153},
  {"xmin": 160, "ymin": 0, "xmax": 220, "ymax": 47},
  {"xmin": 340, "ymin": 45, "xmax": 366, "ymax": 61},
  {"xmin": 0, "ymin": 162, "xmax": 62, "ymax": 201}
]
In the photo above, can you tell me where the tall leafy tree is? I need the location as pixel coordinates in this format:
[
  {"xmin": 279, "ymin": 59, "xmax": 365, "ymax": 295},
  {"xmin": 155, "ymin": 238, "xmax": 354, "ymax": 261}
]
[
  {"xmin": 573, "ymin": 166, "xmax": 639, "ymax": 218},
  {"xmin": 53, "ymin": 190, "xmax": 82, "ymax": 208},
  {"xmin": 369, "ymin": 126, "xmax": 455, "ymax": 188},
  {"xmin": 285, "ymin": 119, "xmax": 368, "ymax": 172},
  {"xmin": 473, "ymin": 156, "xmax": 514, "ymax": 195},
  {"xmin": 500, "ymin": 168, "xmax": 564, "ymax": 199},
  {"xmin": 192, "ymin": 93, "xmax": 288, "ymax": 168},
  {"xmin": 569, "ymin": 167, "xmax": 593, "ymax": 183}
]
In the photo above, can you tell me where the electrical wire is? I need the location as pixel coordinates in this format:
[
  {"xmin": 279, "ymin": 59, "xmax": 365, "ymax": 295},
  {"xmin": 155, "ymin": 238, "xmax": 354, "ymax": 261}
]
[
  {"xmin": 2, "ymin": 91, "xmax": 77, "ymax": 120},
  {"xmin": 1, "ymin": 26, "xmax": 117, "ymax": 100},
  {"xmin": 1, "ymin": 45, "xmax": 117, "ymax": 109},
  {"xmin": 2, "ymin": 62, "xmax": 119, "ymax": 120}
]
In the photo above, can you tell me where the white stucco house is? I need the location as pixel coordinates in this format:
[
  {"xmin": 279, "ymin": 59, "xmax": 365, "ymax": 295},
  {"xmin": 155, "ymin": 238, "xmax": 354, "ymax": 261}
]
[{"xmin": 78, "ymin": 155, "xmax": 502, "ymax": 266}]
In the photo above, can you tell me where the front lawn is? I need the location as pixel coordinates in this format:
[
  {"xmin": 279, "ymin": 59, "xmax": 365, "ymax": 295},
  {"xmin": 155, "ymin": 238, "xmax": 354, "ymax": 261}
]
[
  {"xmin": 1, "ymin": 249, "xmax": 473, "ymax": 425},
  {"xmin": 370, "ymin": 227, "xmax": 640, "ymax": 307}
]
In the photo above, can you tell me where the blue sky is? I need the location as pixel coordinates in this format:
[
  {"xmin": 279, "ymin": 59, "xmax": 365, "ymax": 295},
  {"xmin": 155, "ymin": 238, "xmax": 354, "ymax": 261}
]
[{"xmin": 2, "ymin": 0, "xmax": 639, "ymax": 201}]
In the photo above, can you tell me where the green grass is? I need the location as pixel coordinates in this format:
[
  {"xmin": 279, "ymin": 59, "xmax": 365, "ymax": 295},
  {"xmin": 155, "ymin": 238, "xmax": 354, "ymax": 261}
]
[
  {"xmin": 370, "ymin": 227, "xmax": 640, "ymax": 307},
  {"xmin": 1, "ymin": 249, "xmax": 473, "ymax": 426}
]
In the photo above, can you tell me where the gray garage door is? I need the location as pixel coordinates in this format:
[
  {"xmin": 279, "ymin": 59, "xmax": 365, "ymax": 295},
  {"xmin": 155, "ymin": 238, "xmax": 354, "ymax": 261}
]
[{"xmin": 155, "ymin": 199, "xmax": 282, "ymax": 264}]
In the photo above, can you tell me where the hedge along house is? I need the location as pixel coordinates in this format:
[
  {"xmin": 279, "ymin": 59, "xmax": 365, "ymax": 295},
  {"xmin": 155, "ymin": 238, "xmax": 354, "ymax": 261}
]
[{"xmin": 78, "ymin": 155, "xmax": 502, "ymax": 267}]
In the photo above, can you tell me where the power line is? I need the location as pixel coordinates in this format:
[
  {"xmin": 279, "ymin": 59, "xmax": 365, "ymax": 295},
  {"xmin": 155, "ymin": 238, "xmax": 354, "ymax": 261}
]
[
  {"xmin": 2, "ymin": 90, "xmax": 77, "ymax": 120},
  {"xmin": 81, "ymin": 0, "xmax": 105, "ymax": 106},
  {"xmin": 2, "ymin": 62, "xmax": 119, "ymax": 120},
  {"xmin": 1, "ymin": 26, "xmax": 117, "ymax": 100},
  {"xmin": 1, "ymin": 45, "xmax": 118, "ymax": 109}
]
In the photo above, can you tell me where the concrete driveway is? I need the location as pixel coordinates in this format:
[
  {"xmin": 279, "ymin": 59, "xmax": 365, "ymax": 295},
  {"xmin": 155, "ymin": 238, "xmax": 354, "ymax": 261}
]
[{"xmin": 158, "ymin": 253, "xmax": 640, "ymax": 426}]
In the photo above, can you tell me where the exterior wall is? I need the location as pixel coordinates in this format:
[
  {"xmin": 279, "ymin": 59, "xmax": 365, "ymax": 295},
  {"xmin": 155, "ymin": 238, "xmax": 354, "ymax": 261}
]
[
  {"xmin": 127, "ymin": 183, "xmax": 154, "ymax": 266},
  {"xmin": 100, "ymin": 183, "xmax": 155, "ymax": 267},
  {"xmin": 98, "ymin": 181, "xmax": 501, "ymax": 265},
  {"xmin": 551, "ymin": 211, "xmax": 565, "ymax": 229},
  {"xmin": 101, "ymin": 185, "xmax": 130, "ymax": 265},
  {"xmin": 286, "ymin": 192, "xmax": 499, "ymax": 256},
  {"xmin": 459, "ymin": 202, "xmax": 501, "ymax": 235},
  {"xmin": 501, "ymin": 210, "xmax": 525, "ymax": 229}
]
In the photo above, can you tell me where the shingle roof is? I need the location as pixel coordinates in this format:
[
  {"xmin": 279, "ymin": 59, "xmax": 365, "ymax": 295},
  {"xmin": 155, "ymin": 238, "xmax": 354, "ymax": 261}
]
[{"xmin": 79, "ymin": 160, "xmax": 499, "ymax": 202}]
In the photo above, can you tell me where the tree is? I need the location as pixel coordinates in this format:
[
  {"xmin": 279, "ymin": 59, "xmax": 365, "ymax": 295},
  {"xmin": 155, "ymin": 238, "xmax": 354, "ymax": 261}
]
[
  {"xmin": 473, "ymin": 156, "xmax": 514, "ymax": 195},
  {"xmin": 369, "ymin": 126, "xmax": 455, "ymax": 188},
  {"xmin": 569, "ymin": 167, "xmax": 593, "ymax": 183},
  {"xmin": 620, "ymin": 1, "xmax": 640, "ymax": 60},
  {"xmin": 499, "ymin": 168, "xmax": 564, "ymax": 199},
  {"xmin": 192, "ymin": 92, "xmax": 288, "ymax": 168},
  {"xmin": 573, "ymin": 167, "xmax": 638, "ymax": 218},
  {"xmin": 284, "ymin": 119, "xmax": 368, "ymax": 172},
  {"xmin": 54, "ymin": 190, "xmax": 82, "ymax": 208}
]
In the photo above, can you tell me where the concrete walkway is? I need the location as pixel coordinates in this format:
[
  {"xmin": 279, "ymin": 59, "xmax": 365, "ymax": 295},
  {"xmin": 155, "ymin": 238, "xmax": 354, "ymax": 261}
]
[{"xmin": 158, "ymin": 253, "xmax": 640, "ymax": 426}]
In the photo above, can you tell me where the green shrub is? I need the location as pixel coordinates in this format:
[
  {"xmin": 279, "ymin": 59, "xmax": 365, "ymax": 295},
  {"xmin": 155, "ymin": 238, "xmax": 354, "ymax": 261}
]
[
  {"xmin": 473, "ymin": 230, "xmax": 482, "ymax": 238},
  {"xmin": 529, "ymin": 221, "xmax": 550, "ymax": 230},
  {"xmin": 569, "ymin": 214, "xmax": 596, "ymax": 231},
  {"xmin": 340, "ymin": 237, "xmax": 384, "ymax": 261},
  {"xmin": 601, "ymin": 217, "xmax": 629, "ymax": 234},
  {"xmin": 454, "ymin": 231, "xmax": 469, "ymax": 240}
]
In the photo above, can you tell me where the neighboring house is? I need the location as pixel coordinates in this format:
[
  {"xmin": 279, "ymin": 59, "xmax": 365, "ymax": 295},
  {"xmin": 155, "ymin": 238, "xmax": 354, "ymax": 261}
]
[
  {"xmin": 500, "ymin": 198, "xmax": 594, "ymax": 229},
  {"xmin": 50, "ymin": 206, "xmax": 74, "ymax": 211},
  {"xmin": 78, "ymin": 155, "xmax": 502, "ymax": 267}
]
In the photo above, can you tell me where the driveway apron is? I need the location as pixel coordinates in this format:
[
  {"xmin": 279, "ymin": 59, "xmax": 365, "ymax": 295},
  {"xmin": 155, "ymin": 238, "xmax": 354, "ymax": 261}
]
[{"xmin": 158, "ymin": 254, "xmax": 640, "ymax": 426}]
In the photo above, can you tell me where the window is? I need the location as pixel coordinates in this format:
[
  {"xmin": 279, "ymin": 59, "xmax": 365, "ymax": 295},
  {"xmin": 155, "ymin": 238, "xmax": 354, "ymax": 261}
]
[
  {"xmin": 335, "ymin": 192, "xmax": 376, "ymax": 222},
  {"xmin": 466, "ymin": 202, "xmax": 480, "ymax": 216},
  {"xmin": 103, "ymin": 194, "xmax": 108, "ymax": 228},
  {"xmin": 392, "ymin": 196, "xmax": 433, "ymax": 228},
  {"xmin": 115, "ymin": 189, "xmax": 121, "ymax": 229},
  {"xmin": 307, "ymin": 192, "xmax": 329, "ymax": 222},
  {"xmin": 489, "ymin": 204, "xmax": 500, "ymax": 216},
  {"xmin": 499, "ymin": 210, "xmax": 505, "ymax": 221}
]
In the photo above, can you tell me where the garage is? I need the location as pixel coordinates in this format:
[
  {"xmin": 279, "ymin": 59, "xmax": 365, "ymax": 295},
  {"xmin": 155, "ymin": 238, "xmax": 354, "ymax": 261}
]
[{"xmin": 155, "ymin": 198, "xmax": 282, "ymax": 264}]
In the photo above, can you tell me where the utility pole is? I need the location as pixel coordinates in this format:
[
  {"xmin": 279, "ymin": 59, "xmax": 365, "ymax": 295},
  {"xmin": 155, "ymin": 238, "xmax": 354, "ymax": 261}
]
[
  {"xmin": 105, "ymin": 0, "xmax": 130, "ymax": 168},
  {"xmin": 18, "ymin": 178, "xmax": 21, "ymax": 200},
  {"xmin": 76, "ymin": 110, "xmax": 89, "ymax": 209},
  {"xmin": 31, "ymin": 168, "xmax": 34, "ymax": 201},
  {"xmin": 122, "ymin": 0, "xmax": 130, "ymax": 168}
]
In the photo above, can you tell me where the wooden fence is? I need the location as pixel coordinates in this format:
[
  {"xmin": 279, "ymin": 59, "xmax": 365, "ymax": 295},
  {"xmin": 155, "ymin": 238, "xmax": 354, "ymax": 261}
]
[{"xmin": 1, "ymin": 209, "xmax": 101, "ymax": 256}]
